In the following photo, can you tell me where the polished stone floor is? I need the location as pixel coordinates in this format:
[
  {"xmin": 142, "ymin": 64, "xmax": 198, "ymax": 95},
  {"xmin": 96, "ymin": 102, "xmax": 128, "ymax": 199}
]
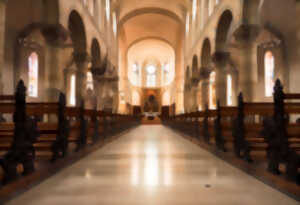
[{"xmin": 7, "ymin": 125, "xmax": 298, "ymax": 205}]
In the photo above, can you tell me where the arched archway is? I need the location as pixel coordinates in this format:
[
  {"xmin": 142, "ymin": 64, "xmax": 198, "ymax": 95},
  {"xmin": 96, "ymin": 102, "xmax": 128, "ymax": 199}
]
[
  {"xmin": 215, "ymin": 10, "xmax": 233, "ymax": 52},
  {"xmin": 201, "ymin": 38, "xmax": 211, "ymax": 68},
  {"xmin": 68, "ymin": 10, "xmax": 87, "ymax": 54},
  {"xmin": 192, "ymin": 55, "xmax": 198, "ymax": 77},
  {"xmin": 91, "ymin": 38, "xmax": 101, "ymax": 68}
]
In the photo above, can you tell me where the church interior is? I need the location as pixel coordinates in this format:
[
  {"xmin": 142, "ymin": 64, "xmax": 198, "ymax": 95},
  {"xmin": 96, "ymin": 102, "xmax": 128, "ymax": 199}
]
[{"xmin": 0, "ymin": 0, "xmax": 300, "ymax": 204}]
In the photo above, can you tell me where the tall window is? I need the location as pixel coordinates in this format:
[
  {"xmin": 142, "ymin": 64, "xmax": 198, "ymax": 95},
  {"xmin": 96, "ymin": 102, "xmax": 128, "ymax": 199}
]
[
  {"xmin": 209, "ymin": 72, "xmax": 216, "ymax": 109},
  {"xmin": 227, "ymin": 75, "xmax": 233, "ymax": 106},
  {"xmin": 70, "ymin": 74, "xmax": 76, "ymax": 106},
  {"xmin": 264, "ymin": 51, "xmax": 275, "ymax": 97},
  {"xmin": 192, "ymin": 0, "xmax": 198, "ymax": 21},
  {"xmin": 28, "ymin": 52, "xmax": 39, "ymax": 97},
  {"xmin": 162, "ymin": 63, "xmax": 170, "ymax": 86},
  {"xmin": 146, "ymin": 65, "xmax": 156, "ymax": 87},
  {"xmin": 198, "ymin": 83, "xmax": 202, "ymax": 110},
  {"xmin": 106, "ymin": 0, "xmax": 110, "ymax": 21},
  {"xmin": 113, "ymin": 12, "xmax": 117, "ymax": 36},
  {"xmin": 132, "ymin": 63, "xmax": 140, "ymax": 86},
  {"xmin": 186, "ymin": 13, "xmax": 190, "ymax": 35},
  {"xmin": 86, "ymin": 71, "xmax": 94, "ymax": 90}
]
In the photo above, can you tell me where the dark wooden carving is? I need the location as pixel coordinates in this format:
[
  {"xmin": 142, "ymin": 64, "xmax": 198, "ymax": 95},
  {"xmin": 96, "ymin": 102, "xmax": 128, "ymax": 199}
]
[
  {"xmin": 0, "ymin": 81, "xmax": 40, "ymax": 184},
  {"xmin": 232, "ymin": 93, "xmax": 252, "ymax": 162},
  {"xmin": 92, "ymin": 109, "xmax": 100, "ymax": 143},
  {"xmin": 51, "ymin": 93, "xmax": 69, "ymax": 162},
  {"xmin": 262, "ymin": 79, "xmax": 299, "ymax": 182},
  {"xmin": 76, "ymin": 101, "xmax": 87, "ymax": 151}
]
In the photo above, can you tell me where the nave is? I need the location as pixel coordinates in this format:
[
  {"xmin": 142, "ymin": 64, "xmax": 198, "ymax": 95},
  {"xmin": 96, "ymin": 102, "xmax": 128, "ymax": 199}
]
[{"xmin": 7, "ymin": 126, "xmax": 298, "ymax": 205}]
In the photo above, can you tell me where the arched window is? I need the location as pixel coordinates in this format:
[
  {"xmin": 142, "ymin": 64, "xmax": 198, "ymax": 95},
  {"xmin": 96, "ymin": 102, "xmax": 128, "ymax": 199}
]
[
  {"xmin": 132, "ymin": 63, "xmax": 140, "ymax": 86},
  {"xmin": 209, "ymin": 72, "xmax": 216, "ymax": 109},
  {"xmin": 162, "ymin": 63, "xmax": 170, "ymax": 86},
  {"xmin": 163, "ymin": 91, "xmax": 171, "ymax": 106},
  {"xmin": 70, "ymin": 74, "xmax": 76, "ymax": 106},
  {"xmin": 192, "ymin": 0, "xmax": 197, "ymax": 21},
  {"xmin": 106, "ymin": 0, "xmax": 110, "ymax": 21},
  {"xmin": 264, "ymin": 51, "xmax": 275, "ymax": 97},
  {"xmin": 113, "ymin": 12, "xmax": 117, "ymax": 36},
  {"xmin": 198, "ymin": 82, "xmax": 203, "ymax": 110},
  {"xmin": 227, "ymin": 74, "xmax": 233, "ymax": 105},
  {"xmin": 86, "ymin": 71, "xmax": 94, "ymax": 90},
  {"xmin": 28, "ymin": 52, "xmax": 39, "ymax": 97},
  {"xmin": 132, "ymin": 91, "xmax": 140, "ymax": 106},
  {"xmin": 146, "ymin": 65, "xmax": 156, "ymax": 87},
  {"xmin": 186, "ymin": 13, "xmax": 190, "ymax": 35}
]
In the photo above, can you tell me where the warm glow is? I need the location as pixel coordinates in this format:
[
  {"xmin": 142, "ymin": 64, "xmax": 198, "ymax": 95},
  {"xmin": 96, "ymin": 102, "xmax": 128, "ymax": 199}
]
[
  {"xmin": 70, "ymin": 74, "xmax": 76, "ymax": 106},
  {"xmin": 106, "ymin": 0, "xmax": 110, "ymax": 21},
  {"xmin": 163, "ymin": 91, "xmax": 171, "ymax": 106},
  {"xmin": 132, "ymin": 91, "xmax": 140, "ymax": 106},
  {"xmin": 144, "ymin": 144, "xmax": 159, "ymax": 187},
  {"xmin": 265, "ymin": 51, "xmax": 275, "ymax": 97},
  {"xmin": 186, "ymin": 13, "xmax": 190, "ymax": 35},
  {"xmin": 146, "ymin": 65, "xmax": 156, "ymax": 87},
  {"xmin": 192, "ymin": 0, "xmax": 197, "ymax": 21},
  {"xmin": 209, "ymin": 72, "xmax": 216, "ymax": 109},
  {"xmin": 227, "ymin": 75, "xmax": 233, "ymax": 105},
  {"xmin": 113, "ymin": 12, "xmax": 117, "ymax": 36},
  {"xmin": 28, "ymin": 52, "xmax": 38, "ymax": 97},
  {"xmin": 86, "ymin": 71, "xmax": 94, "ymax": 90}
]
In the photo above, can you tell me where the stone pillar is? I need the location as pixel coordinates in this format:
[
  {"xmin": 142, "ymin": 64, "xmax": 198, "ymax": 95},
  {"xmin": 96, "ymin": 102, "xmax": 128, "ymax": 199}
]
[
  {"xmin": 74, "ymin": 52, "xmax": 89, "ymax": 106},
  {"xmin": 212, "ymin": 52, "xmax": 230, "ymax": 106},
  {"xmin": 0, "ymin": 0, "xmax": 7, "ymax": 93},
  {"xmin": 44, "ymin": 45, "xmax": 64, "ymax": 101},
  {"xmin": 232, "ymin": 24, "xmax": 259, "ymax": 101},
  {"xmin": 200, "ymin": 68, "xmax": 210, "ymax": 108}
]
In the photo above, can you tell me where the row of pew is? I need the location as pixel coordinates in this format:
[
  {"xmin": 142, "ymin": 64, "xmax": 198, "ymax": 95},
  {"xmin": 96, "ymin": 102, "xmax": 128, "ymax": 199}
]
[
  {"xmin": 0, "ymin": 80, "xmax": 141, "ymax": 185},
  {"xmin": 162, "ymin": 79, "xmax": 300, "ymax": 185}
]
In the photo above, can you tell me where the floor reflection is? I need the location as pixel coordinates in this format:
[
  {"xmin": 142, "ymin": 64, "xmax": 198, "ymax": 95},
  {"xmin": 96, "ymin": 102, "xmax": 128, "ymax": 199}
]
[{"xmin": 130, "ymin": 141, "xmax": 173, "ymax": 187}]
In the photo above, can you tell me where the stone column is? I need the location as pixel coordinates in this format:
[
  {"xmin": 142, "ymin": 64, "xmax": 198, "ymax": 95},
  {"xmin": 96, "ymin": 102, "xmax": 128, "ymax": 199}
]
[
  {"xmin": 232, "ymin": 24, "xmax": 259, "ymax": 101},
  {"xmin": 44, "ymin": 45, "xmax": 64, "ymax": 101},
  {"xmin": 74, "ymin": 52, "xmax": 89, "ymax": 106},
  {"xmin": 212, "ymin": 52, "xmax": 230, "ymax": 106},
  {"xmin": 0, "ymin": 0, "xmax": 7, "ymax": 93},
  {"xmin": 42, "ymin": 24, "xmax": 69, "ymax": 102},
  {"xmin": 200, "ymin": 67, "xmax": 210, "ymax": 108}
]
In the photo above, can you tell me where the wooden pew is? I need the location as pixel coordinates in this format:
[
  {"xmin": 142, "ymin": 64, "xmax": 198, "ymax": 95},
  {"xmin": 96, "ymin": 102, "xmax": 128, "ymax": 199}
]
[{"xmin": 262, "ymin": 79, "xmax": 300, "ymax": 183}]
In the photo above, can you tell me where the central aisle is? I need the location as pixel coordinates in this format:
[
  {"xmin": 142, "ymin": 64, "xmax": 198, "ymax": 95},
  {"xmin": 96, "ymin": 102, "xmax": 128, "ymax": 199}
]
[{"xmin": 8, "ymin": 125, "xmax": 298, "ymax": 205}]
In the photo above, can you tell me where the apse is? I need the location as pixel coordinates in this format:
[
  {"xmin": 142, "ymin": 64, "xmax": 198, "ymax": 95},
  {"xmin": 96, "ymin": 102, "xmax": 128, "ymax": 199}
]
[{"xmin": 127, "ymin": 39, "xmax": 175, "ymax": 88}]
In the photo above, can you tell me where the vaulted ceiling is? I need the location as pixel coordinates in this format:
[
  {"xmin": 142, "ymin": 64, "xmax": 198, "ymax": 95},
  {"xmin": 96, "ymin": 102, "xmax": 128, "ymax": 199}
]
[{"xmin": 115, "ymin": 0, "xmax": 190, "ymax": 49}]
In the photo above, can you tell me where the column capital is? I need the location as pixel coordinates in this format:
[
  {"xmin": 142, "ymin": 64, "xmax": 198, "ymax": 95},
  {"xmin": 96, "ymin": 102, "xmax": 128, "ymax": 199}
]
[
  {"xmin": 73, "ymin": 51, "xmax": 90, "ymax": 65},
  {"xmin": 212, "ymin": 51, "xmax": 230, "ymax": 67},
  {"xmin": 233, "ymin": 24, "xmax": 259, "ymax": 45},
  {"xmin": 41, "ymin": 24, "xmax": 68, "ymax": 46}
]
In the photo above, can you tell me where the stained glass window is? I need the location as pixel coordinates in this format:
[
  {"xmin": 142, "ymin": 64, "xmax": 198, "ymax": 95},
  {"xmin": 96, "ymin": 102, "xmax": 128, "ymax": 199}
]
[
  {"xmin": 28, "ymin": 52, "xmax": 39, "ymax": 97},
  {"xmin": 146, "ymin": 65, "xmax": 156, "ymax": 87},
  {"xmin": 264, "ymin": 51, "xmax": 275, "ymax": 97}
]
